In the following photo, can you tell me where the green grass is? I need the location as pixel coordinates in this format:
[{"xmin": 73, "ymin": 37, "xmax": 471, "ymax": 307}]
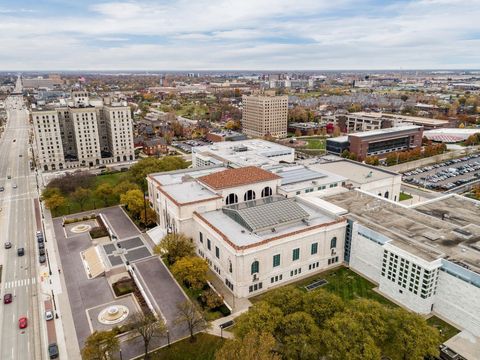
[
  {"xmin": 55, "ymin": 172, "xmax": 126, "ymax": 216},
  {"xmin": 150, "ymin": 333, "xmax": 225, "ymax": 360},
  {"xmin": 427, "ymin": 316, "xmax": 461, "ymax": 342},
  {"xmin": 305, "ymin": 138, "xmax": 326, "ymax": 150},
  {"xmin": 399, "ymin": 192, "xmax": 413, "ymax": 201},
  {"xmin": 252, "ymin": 266, "xmax": 396, "ymax": 307}
]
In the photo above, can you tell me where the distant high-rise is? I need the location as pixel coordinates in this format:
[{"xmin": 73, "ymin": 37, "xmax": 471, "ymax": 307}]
[{"xmin": 242, "ymin": 93, "xmax": 288, "ymax": 138}]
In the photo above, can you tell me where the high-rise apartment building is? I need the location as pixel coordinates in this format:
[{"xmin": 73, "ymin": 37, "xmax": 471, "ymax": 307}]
[
  {"xmin": 242, "ymin": 93, "xmax": 288, "ymax": 138},
  {"xmin": 32, "ymin": 91, "xmax": 134, "ymax": 171}
]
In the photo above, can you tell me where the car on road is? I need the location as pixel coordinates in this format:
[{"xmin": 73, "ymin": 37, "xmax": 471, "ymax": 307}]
[
  {"xmin": 18, "ymin": 316, "xmax": 27, "ymax": 329},
  {"xmin": 39, "ymin": 255, "xmax": 46, "ymax": 264},
  {"xmin": 12, "ymin": 184, "xmax": 17, "ymax": 189},
  {"xmin": 7, "ymin": 175, "xmax": 11, "ymax": 179},
  {"xmin": 38, "ymin": 242, "xmax": 45, "ymax": 250},
  {"xmin": 4, "ymin": 242, "xmax": 12, "ymax": 249},
  {"xmin": 45, "ymin": 310, "xmax": 54, "ymax": 321},
  {"xmin": 39, "ymin": 248, "xmax": 45, "ymax": 256},
  {"xmin": 48, "ymin": 343, "xmax": 59, "ymax": 359},
  {"xmin": 17, "ymin": 247, "xmax": 25, "ymax": 256},
  {"xmin": 36, "ymin": 231, "xmax": 44, "ymax": 242},
  {"xmin": 3, "ymin": 293, "xmax": 12, "ymax": 304},
  {"xmin": 0, "ymin": 186, "xmax": 4, "ymax": 191}
]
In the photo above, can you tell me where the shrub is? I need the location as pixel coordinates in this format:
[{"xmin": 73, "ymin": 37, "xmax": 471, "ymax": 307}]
[{"xmin": 90, "ymin": 227, "xmax": 109, "ymax": 239}]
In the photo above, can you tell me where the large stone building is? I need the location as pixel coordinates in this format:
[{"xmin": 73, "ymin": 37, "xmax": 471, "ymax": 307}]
[
  {"xmin": 32, "ymin": 90, "xmax": 134, "ymax": 171},
  {"xmin": 146, "ymin": 162, "xmax": 479, "ymax": 359},
  {"xmin": 242, "ymin": 93, "xmax": 288, "ymax": 138}
]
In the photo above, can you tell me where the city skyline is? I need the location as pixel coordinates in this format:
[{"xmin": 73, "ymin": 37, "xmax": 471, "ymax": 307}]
[{"xmin": 1, "ymin": 0, "xmax": 480, "ymax": 70}]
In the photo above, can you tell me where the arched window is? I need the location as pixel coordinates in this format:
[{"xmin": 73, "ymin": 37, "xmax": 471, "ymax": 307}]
[
  {"xmin": 226, "ymin": 193, "xmax": 238, "ymax": 205},
  {"xmin": 261, "ymin": 186, "xmax": 272, "ymax": 197},
  {"xmin": 330, "ymin": 237, "xmax": 337, "ymax": 249},
  {"xmin": 244, "ymin": 190, "xmax": 256, "ymax": 201},
  {"xmin": 384, "ymin": 191, "xmax": 389, "ymax": 199},
  {"xmin": 251, "ymin": 260, "xmax": 259, "ymax": 274}
]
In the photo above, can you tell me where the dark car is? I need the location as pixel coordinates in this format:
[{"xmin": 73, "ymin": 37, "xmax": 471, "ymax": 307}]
[
  {"xmin": 0, "ymin": 186, "xmax": 4, "ymax": 192},
  {"xmin": 39, "ymin": 248, "xmax": 45, "ymax": 256},
  {"xmin": 17, "ymin": 248, "xmax": 25, "ymax": 256},
  {"xmin": 3, "ymin": 293, "xmax": 12, "ymax": 304},
  {"xmin": 38, "ymin": 242, "xmax": 45, "ymax": 250},
  {"xmin": 39, "ymin": 255, "xmax": 46, "ymax": 264},
  {"xmin": 48, "ymin": 343, "xmax": 59, "ymax": 359}
]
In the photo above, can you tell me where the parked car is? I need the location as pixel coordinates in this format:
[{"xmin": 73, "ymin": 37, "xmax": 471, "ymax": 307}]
[
  {"xmin": 38, "ymin": 242, "xmax": 45, "ymax": 250},
  {"xmin": 45, "ymin": 310, "xmax": 54, "ymax": 321},
  {"xmin": 4, "ymin": 242, "xmax": 12, "ymax": 249},
  {"xmin": 39, "ymin": 248, "xmax": 45, "ymax": 256},
  {"xmin": 48, "ymin": 343, "xmax": 59, "ymax": 359},
  {"xmin": 17, "ymin": 248, "xmax": 25, "ymax": 256},
  {"xmin": 39, "ymin": 255, "xmax": 46, "ymax": 264},
  {"xmin": 18, "ymin": 316, "xmax": 27, "ymax": 329},
  {"xmin": 3, "ymin": 293, "xmax": 12, "ymax": 304}
]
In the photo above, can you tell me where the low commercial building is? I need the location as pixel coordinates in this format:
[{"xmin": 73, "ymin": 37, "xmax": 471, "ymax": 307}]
[
  {"xmin": 327, "ymin": 111, "xmax": 449, "ymax": 133},
  {"xmin": 206, "ymin": 130, "xmax": 247, "ymax": 143},
  {"xmin": 191, "ymin": 139, "xmax": 295, "ymax": 168},
  {"xmin": 288, "ymin": 122, "xmax": 321, "ymax": 135},
  {"xmin": 327, "ymin": 125, "xmax": 424, "ymax": 161}
]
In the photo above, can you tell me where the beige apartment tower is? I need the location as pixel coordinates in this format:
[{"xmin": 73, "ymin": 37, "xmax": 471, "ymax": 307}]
[{"xmin": 242, "ymin": 94, "xmax": 288, "ymax": 138}]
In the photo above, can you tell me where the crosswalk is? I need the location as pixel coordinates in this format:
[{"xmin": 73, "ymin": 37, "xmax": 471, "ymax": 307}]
[{"xmin": 3, "ymin": 277, "xmax": 36, "ymax": 289}]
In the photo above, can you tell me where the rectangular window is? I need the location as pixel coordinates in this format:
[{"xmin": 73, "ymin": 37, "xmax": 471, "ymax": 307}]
[
  {"xmin": 273, "ymin": 254, "xmax": 281, "ymax": 267},
  {"xmin": 199, "ymin": 232, "xmax": 203, "ymax": 243},
  {"xmin": 311, "ymin": 243, "xmax": 318, "ymax": 255},
  {"xmin": 207, "ymin": 239, "xmax": 211, "ymax": 250},
  {"xmin": 215, "ymin": 246, "xmax": 220, "ymax": 259},
  {"xmin": 293, "ymin": 248, "xmax": 300, "ymax": 261}
]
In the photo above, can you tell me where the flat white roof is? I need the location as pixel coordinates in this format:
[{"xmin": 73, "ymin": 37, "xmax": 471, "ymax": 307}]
[
  {"xmin": 151, "ymin": 166, "xmax": 225, "ymax": 186},
  {"xmin": 193, "ymin": 139, "xmax": 294, "ymax": 167},
  {"xmin": 161, "ymin": 181, "xmax": 218, "ymax": 204},
  {"xmin": 349, "ymin": 125, "xmax": 422, "ymax": 138},
  {"xmin": 309, "ymin": 160, "xmax": 399, "ymax": 185}
]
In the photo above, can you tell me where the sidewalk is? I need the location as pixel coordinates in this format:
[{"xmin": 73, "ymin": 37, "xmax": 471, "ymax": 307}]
[
  {"xmin": 40, "ymin": 203, "xmax": 81, "ymax": 360},
  {"xmin": 206, "ymin": 309, "xmax": 249, "ymax": 339}
]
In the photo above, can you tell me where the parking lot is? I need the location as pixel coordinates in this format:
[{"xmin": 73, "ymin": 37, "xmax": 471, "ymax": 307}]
[{"xmin": 402, "ymin": 153, "xmax": 480, "ymax": 191}]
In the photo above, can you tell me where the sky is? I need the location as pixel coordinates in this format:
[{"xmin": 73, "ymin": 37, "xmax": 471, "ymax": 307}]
[{"xmin": 0, "ymin": 0, "xmax": 480, "ymax": 71}]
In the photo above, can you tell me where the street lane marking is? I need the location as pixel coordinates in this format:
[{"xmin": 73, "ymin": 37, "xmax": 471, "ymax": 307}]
[{"xmin": 3, "ymin": 277, "xmax": 36, "ymax": 289}]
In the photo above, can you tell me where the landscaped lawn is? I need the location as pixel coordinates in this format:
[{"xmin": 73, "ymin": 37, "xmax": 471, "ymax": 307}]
[
  {"xmin": 305, "ymin": 138, "xmax": 326, "ymax": 150},
  {"xmin": 427, "ymin": 316, "xmax": 461, "ymax": 342},
  {"xmin": 399, "ymin": 192, "xmax": 413, "ymax": 201},
  {"xmin": 55, "ymin": 172, "xmax": 126, "ymax": 216},
  {"xmin": 150, "ymin": 333, "xmax": 224, "ymax": 360},
  {"xmin": 252, "ymin": 266, "xmax": 396, "ymax": 307}
]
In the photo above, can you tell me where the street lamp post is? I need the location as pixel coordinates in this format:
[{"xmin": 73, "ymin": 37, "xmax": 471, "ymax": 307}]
[{"xmin": 46, "ymin": 248, "xmax": 52, "ymax": 275}]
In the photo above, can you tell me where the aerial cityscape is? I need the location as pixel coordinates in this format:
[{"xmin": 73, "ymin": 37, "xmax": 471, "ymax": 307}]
[{"xmin": 1, "ymin": 1, "xmax": 480, "ymax": 360}]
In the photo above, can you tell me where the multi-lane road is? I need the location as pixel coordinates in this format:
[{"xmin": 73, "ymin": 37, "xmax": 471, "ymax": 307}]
[{"xmin": 0, "ymin": 77, "xmax": 45, "ymax": 359}]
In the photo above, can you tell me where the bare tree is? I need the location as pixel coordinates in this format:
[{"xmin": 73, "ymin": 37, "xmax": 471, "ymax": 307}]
[
  {"xmin": 129, "ymin": 312, "xmax": 167, "ymax": 360},
  {"xmin": 175, "ymin": 300, "xmax": 208, "ymax": 342}
]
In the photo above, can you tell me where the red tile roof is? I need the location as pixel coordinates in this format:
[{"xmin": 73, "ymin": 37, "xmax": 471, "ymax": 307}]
[{"xmin": 198, "ymin": 166, "xmax": 280, "ymax": 190}]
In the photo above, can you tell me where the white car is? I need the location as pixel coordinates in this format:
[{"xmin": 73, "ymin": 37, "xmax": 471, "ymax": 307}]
[{"xmin": 45, "ymin": 310, "xmax": 54, "ymax": 321}]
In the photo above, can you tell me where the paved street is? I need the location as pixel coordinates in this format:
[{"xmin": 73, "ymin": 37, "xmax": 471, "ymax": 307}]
[{"xmin": 0, "ymin": 77, "xmax": 45, "ymax": 359}]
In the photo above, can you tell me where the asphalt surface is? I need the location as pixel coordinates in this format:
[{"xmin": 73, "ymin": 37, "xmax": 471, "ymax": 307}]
[
  {"xmin": 402, "ymin": 152, "xmax": 480, "ymax": 191},
  {"xmin": 0, "ymin": 77, "xmax": 44, "ymax": 359}
]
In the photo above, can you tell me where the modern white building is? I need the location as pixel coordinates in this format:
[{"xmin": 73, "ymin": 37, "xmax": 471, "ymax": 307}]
[
  {"xmin": 191, "ymin": 139, "xmax": 295, "ymax": 168},
  {"xmin": 31, "ymin": 91, "xmax": 135, "ymax": 171},
  {"xmin": 324, "ymin": 191, "xmax": 480, "ymax": 342}
]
